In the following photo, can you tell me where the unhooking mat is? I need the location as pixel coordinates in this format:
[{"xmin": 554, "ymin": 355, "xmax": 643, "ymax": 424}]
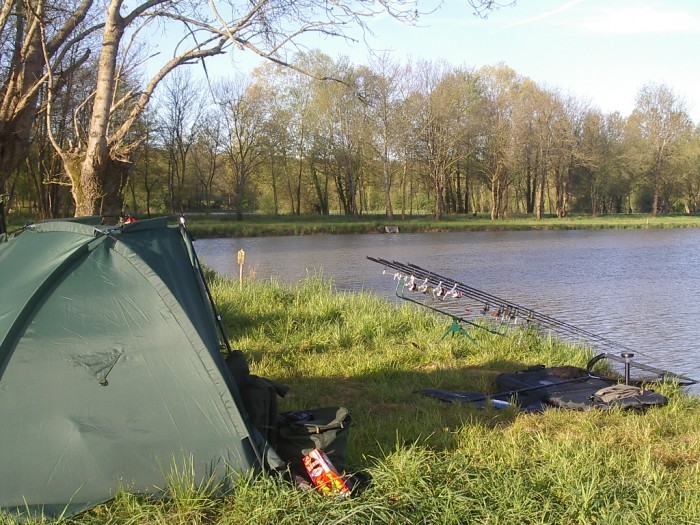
[
  {"xmin": 419, "ymin": 365, "xmax": 668, "ymax": 412},
  {"xmin": 494, "ymin": 365, "xmax": 668, "ymax": 411}
]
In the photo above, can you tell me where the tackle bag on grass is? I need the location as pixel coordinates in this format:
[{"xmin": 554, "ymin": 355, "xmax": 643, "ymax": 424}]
[
  {"xmin": 276, "ymin": 407, "xmax": 353, "ymax": 470},
  {"xmin": 225, "ymin": 350, "xmax": 289, "ymax": 447}
]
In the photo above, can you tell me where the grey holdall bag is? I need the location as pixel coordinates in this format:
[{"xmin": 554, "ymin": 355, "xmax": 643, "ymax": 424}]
[{"xmin": 276, "ymin": 407, "xmax": 353, "ymax": 470}]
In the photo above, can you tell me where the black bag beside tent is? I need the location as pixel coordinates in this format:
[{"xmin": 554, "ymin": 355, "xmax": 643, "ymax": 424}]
[
  {"xmin": 225, "ymin": 350, "xmax": 289, "ymax": 447},
  {"xmin": 276, "ymin": 407, "xmax": 353, "ymax": 472}
]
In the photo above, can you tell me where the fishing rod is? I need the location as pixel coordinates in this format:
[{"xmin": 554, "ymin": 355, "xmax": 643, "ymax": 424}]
[
  {"xmin": 408, "ymin": 261, "xmax": 636, "ymax": 351},
  {"xmin": 393, "ymin": 278, "xmax": 505, "ymax": 341},
  {"xmin": 372, "ymin": 256, "xmax": 637, "ymax": 351},
  {"xmin": 368, "ymin": 256, "xmax": 697, "ymax": 386},
  {"xmin": 383, "ymin": 258, "xmax": 696, "ymax": 384},
  {"xmin": 379, "ymin": 258, "xmax": 612, "ymax": 340}
]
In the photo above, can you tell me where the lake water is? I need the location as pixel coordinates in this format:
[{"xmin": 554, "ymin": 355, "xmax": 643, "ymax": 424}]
[{"xmin": 195, "ymin": 228, "xmax": 700, "ymax": 388}]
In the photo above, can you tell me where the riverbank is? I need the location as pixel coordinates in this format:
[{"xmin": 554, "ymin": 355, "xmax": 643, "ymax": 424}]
[
  {"xmin": 6, "ymin": 212, "xmax": 700, "ymax": 238},
  {"xmin": 32, "ymin": 274, "xmax": 700, "ymax": 525},
  {"xmin": 183, "ymin": 213, "xmax": 700, "ymax": 239}
]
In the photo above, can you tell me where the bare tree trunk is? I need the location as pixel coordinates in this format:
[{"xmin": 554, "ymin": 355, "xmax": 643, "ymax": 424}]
[
  {"xmin": 281, "ymin": 155, "xmax": 295, "ymax": 214},
  {"xmin": 400, "ymin": 159, "xmax": 408, "ymax": 220},
  {"xmin": 536, "ymin": 163, "xmax": 547, "ymax": 219},
  {"xmin": 382, "ymin": 140, "xmax": 394, "ymax": 220},
  {"xmin": 270, "ymin": 156, "xmax": 279, "ymax": 215},
  {"xmin": 0, "ymin": 0, "xmax": 44, "ymax": 215},
  {"xmin": 74, "ymin": 157, "xmax": 131, "ymax": 218},
  {"xmin": 73, "ymin": 0, "xmax": 125, "ymax": 217},
  {"xmin": 234, "ymin": 173, "xmax": 245, "ymax": 220},
  {"xmin": 652, "ymin": 153, "xmax": 662, "ymax": 215},
  {"xmin": 433, "ymin": 169, "xmax": 443, "ymax": 220},
  {"xmin": 295, "ymin": 157, "xmax": 303, "ymax": 215},
  {"xmin": 525, "ymin": 150, "xmax": 537, "ymax": 214},
  {"xmin": 309, "ymin": 160, "xmax": 328, "ymax": 214},
  {"xmin": 454, "ymin": 164, "xmax": 462, "ymax": 214},
  {"xmin": 489, "ymin": 163, "xmax": 509, "ymax": 220},
  {"xmin": 1, "ymin": 0, "xmax": 93, "ymax": 220}
]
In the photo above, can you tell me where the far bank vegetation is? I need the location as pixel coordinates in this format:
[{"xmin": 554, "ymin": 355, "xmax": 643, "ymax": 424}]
[{"xmin": 3, "ymin": 2, "xmax": 699, "ymax": 223}]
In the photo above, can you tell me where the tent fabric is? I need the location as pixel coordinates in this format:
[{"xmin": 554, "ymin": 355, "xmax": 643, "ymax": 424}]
[{"xmin": 0, "ymin": 218, "xmax": 262, "ymax": 519}]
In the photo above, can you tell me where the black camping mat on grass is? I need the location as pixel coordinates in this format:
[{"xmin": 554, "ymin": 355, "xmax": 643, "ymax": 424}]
[{"xmin": 419, "ymin": 365, "xmax": 668, "ymax": 412}]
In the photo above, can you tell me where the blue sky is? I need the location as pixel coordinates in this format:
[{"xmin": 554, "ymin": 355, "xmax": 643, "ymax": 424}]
[
  {"xmin": 225, "ymin": 0, "xmax": 700, "ymax": 123},
  {"xmin": 152, "ymin": 1, "xmax": 699, "ymax": 123}
]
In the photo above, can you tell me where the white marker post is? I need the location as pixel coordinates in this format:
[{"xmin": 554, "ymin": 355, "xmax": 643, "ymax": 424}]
[{"xmin": 237, "ymin": 249, "xmax": 245, "ymax": 289}]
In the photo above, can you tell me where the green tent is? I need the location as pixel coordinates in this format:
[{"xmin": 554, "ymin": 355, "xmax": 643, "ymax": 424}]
[{"xmin": 0, "ymin": 218, "xmax": 268, "ymax": 519}]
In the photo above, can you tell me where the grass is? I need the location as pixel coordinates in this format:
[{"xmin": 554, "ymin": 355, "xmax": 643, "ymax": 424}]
[
  {"xmin": 3, "ymin": 211, "xmax": 699, "ymax": 524},
  {"xmin": 8, "ymin": 211, "xmax": 700, "ymax": 238},
  {"xmin": 181, "ymin": 212, "xmax": 700, "ymax": 238},
  {"xmin": 4, "ymin": 275, "xmax": 700, "ymax": 524}
]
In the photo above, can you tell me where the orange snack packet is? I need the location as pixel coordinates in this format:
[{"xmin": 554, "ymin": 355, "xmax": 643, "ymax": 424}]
[{"xmin": 302, "ymin": 448, "xmax": 351, "ymax": 497}]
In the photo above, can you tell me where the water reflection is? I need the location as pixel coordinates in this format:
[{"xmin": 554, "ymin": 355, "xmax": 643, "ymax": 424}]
[{"xmin": 195, "ymin": 228, "xmax": 700, "ymax": 387}]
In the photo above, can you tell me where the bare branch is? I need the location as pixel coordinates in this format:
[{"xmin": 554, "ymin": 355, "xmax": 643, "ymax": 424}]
[
  {"xmin": 468, "ymin": 0, "xmax": 517, "ymax": 19},
  {"xmin": 39, "ymin": 13, "xmax": 73, "ymax": 174},
  {"xmin": 50, "ymin": 21, "xmax": 104, "ymax": 68},
  {"xmin": 46, "ymin": 0, "xmax": 95, "ymax": 55},
  {"xmin": 111, "ymin": 35, "xmax": 227, "ymax": 144},
  {"xmin": 121, "ymin": 0, "xmax": 175, "ymax": 27},
  {"xmin": 0, "ymin": 0, "xmax": 14, "ymax": 40}
]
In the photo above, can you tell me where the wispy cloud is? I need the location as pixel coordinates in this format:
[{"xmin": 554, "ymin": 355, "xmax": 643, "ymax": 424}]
[
  {"xmin": 502, "ymin": 0, "xmax": 587, "ymax": 29},
  {"xmin": 582, "ymin": 6, "xmax": 700, "ymax": 34},
  {"xmin": 501, "ymin": 1, "xmax": 700, "ymax": 35}
]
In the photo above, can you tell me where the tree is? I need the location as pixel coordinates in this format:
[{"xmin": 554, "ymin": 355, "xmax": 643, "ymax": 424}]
[
  {"xmin": 552, "ymin": 94, "xmax": 585, "ymax": 218},
  {"xmin": 253, "ymin": 57, "xmax": 319, "ymax": 215},
  {"xmin": 630, "ymin": 83, "xmax": 693, "ymax": 215},
  {"xmin": 0, "ymin": 0, "xmax": 95, "ymax": 231},
  {"xmin": 571, "ymin": 108, "xmax": 606, "ymax": 215},
  {"xmin": 250, "ymin": 65, "xmax": 288, "ymax": 215},
  {"xmin": 413, "ymin": 61, "xmax": 473, "ymax": 220},
  {"xmin": 509, "ymin": 78, "xmax": 539, "ymax": 214},
  {"xmin": 45, "ymin": 0, "xmax": 229, "ymax": 218},
  {"xmin": 476, "ymin": 64, "xmax": 521, "ymax": 219},
  {"xmin": 289, "ymin": 51, "xmax": 337, "ymax": 215},
  {"xmin": 366, "ymin": 53, "xmax": 409, "ymax": 219},
  {"xmin": 191, "ymin": 110, "xmax": 225, "ymax": 211},
  {"xmin": 600, "ymin": 112, "xmax": 634, "ymax": 214},
  {"xmin": 528, "ymin": 86, "xmax": 563, "ymax": 218},
  {"xmin": 218, "ymin": 77, "xmax": 267, "ymax": 220},
  {"xmin": 32, "ymin": 0, "xmax": 511, "ymax": 220},
  {"xmin": 327, "ymin": 61, "xmax": 370, "ymax": 216},
  {"xmin": 155, "ymin": 69, "xmax": 206, "ymax": 213},
  {"xmin": 673, "ymin": 127, "xmax": 700, "ymax": 214},
  {"xmin": 446, "ymin": 67, "xmax": 481, "ymax": 215},
  {"xmin": 128, "ymin": 109, "xmax": 166, "ymax": 217},
  {"xmin": 394, "ymin": 65, "xmax": 423, "ymax": 218}
]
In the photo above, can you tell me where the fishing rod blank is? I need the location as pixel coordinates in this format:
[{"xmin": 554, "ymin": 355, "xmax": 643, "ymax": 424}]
[{"xmin": 368, "ymin": 256, "xmax": 697, "ymax": 386}]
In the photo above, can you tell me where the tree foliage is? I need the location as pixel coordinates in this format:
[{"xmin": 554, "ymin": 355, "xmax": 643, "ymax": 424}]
[{"xmin": 2, "ymin": 0, "xmax": 699, "ymax": 224}]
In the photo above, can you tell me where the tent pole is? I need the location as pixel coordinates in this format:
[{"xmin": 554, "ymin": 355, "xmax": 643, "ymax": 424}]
[
  {"xmin": 179, "ymin": 216, "xmax": 233, "ymax": 354},
  {"xmin": 178, "ymin": 216, "xmax": 265, "ymax": 466}
]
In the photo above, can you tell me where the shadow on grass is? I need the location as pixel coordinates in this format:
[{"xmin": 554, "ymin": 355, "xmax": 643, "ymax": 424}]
[{"xmin": 265, "ymin": 358, "xmax": 545, "ymax": 468}]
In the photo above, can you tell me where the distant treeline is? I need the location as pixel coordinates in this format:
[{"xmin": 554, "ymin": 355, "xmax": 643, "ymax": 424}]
[{"xmin": 7, "ymin": 53, "xmax": 700, "ymax": 221}]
